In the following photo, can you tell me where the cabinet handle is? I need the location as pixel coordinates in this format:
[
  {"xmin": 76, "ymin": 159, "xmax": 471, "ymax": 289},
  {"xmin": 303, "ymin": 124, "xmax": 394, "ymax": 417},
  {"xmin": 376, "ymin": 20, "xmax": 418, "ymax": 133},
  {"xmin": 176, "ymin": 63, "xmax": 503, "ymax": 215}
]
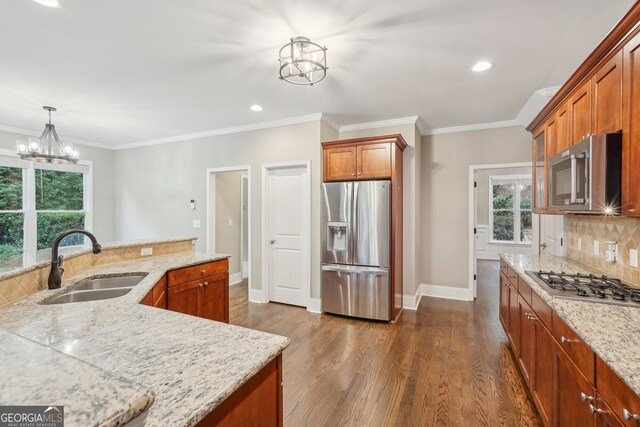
[
  {"xmin": 560, "ymin": 336, "xmax": 576, "ymax": 344},
  {"xmin": 351, "ymin": 173, "xmax": 355, "ymax": 176},
  {"xmin": 198, "ymin": 283, "xmax": 204, "ymax": 287},
  {"xmin": 201, "ymin": 269, "xmax": 206, "ymax": 274},
  {"xmin": 526, "ymin": 313, "xmax": 538, "ymax": 321},
  {"xmin": 623, "ymin": 408, "xmax": 640, "ymax": 421},
  {"xmin": 580, "ymin": 392, "xmax": 594, "ymax": 402},
  {"xmin": 204, "ymin": 282, "xmax": 209, "ymax": 287},
  {"xmin": 589, "ymin": 404, "xmax": 605, "ymax": 414}
]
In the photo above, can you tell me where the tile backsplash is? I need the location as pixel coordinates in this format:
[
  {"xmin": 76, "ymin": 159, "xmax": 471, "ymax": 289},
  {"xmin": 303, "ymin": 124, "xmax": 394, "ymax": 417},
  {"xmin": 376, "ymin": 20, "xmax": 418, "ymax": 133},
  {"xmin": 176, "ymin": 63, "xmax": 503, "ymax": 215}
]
[{"xmin": 564, "ymin": 215, "xmax": 640, "ymax": 287}]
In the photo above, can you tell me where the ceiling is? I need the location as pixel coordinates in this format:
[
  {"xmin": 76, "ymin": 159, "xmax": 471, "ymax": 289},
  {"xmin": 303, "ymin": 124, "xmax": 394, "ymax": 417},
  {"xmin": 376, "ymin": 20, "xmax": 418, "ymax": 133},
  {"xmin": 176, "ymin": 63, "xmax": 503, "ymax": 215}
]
[{"xmin": 0, "ymin": 0, "xmax": 635, "ymax": 147}]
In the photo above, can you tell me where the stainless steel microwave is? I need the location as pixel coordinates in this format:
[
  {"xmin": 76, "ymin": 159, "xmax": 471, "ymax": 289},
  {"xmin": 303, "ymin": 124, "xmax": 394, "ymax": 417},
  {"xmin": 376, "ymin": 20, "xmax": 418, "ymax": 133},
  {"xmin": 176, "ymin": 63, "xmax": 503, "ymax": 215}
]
[{"xmin": 548, "ymin": 133, "xmax": 622, "ymax": 213}]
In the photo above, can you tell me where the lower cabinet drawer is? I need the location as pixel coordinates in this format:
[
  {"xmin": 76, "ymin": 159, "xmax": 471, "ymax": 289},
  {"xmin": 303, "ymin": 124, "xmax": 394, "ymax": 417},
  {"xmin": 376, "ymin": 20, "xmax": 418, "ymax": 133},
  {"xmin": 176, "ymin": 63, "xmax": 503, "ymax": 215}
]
[
  {"xmin": 167, "ymin": 259, "xmax": 229, "ymax": 287},
  {"xmin": 596, "ymin": 356, "xmax": 640, "ymax": 426},
  {"xmin": 552, "ymin": 312, "xmax": 595, "ymax": 384}
]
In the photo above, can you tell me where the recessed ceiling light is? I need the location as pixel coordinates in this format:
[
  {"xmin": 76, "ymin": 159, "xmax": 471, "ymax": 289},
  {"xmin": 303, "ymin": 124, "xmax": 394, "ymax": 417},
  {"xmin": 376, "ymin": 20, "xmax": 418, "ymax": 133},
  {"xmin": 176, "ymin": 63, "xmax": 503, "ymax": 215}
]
[
  {"xmin": 32, "ymin": 0, "xmax": 61, "ymax": 8},
  {"xmin": 472, "ymin": 61, "xmax": 492, "ymax": 72},
  {"xmin": 250, "ymin": 105, "xmax": 263, "ymax": 112}
]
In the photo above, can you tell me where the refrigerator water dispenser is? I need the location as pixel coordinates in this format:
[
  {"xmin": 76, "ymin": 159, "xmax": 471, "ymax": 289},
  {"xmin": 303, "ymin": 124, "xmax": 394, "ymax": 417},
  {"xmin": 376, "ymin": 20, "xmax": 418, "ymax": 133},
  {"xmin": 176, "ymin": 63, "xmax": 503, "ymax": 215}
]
[{"xmin": 327, "ymin": 221, "xmax": 348, "ymax": 251}]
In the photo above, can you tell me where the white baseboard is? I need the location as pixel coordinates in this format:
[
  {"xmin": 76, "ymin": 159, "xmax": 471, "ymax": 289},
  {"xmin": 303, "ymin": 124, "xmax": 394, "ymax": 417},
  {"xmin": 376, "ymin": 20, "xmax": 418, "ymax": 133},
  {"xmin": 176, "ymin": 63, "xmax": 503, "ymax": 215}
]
[
  {"xmin": 248, "ymin": 288, "xmax": 266, "ymax": 303},
  {"xmin": 242, "ymin": 261, "xmax": 248, "ymax": 279},
  {"xmin": 403, "ymin": 286, "xmax": 423, "ymax": 310},
  {"xmin": 229, "ymin": 272, "xmax": 243, "ymax": 286},
  {"xmin": 307, "ymin": 298, "xmax": 322, "ymax": 314},
  {"xmin": 421, "ymin": 284, "xmax": 474, "ymax": 301}
]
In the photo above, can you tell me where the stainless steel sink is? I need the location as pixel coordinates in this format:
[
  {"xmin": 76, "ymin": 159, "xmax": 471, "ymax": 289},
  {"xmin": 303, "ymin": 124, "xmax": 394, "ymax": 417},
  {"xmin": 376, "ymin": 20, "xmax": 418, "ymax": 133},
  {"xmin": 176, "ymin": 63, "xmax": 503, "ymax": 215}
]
[
  {"xmin": 74, "ymin": 274, "xmax": 147, "ymax": 291},
  {"xmin": 46, "ymin": 288, "xmax": 132, "ymax": 304},
  {"xmin": 43, "ymin": 273, "xmax": 148, "ymax": 305}
]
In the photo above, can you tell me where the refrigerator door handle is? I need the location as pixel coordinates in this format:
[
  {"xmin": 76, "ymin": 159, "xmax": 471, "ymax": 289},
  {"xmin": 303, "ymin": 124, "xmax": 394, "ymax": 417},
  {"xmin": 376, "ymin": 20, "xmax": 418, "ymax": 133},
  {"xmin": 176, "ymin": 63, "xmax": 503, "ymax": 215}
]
[
  {"xmin": 321, "ymin": 264, "xmax": 389, "ymax": 273},
  {"xmin": 351, "ymin": 181, "xmax": 358, "ymax": 262}
]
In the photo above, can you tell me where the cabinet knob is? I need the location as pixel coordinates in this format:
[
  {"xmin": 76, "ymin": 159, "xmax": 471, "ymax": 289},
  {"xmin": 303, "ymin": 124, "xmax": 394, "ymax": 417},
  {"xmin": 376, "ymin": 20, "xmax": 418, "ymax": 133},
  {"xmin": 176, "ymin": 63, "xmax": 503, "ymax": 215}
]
[
  {"xmin": 204, "ymin": 282, "xmax": 209, "ymax": 286},
  {"xmin": 198, "ymin": 283, "xmax": 204, "ymax": 287},
  {"xmin": 623, "ymin": 409, "xmax": 640, "ymax": 421},
  {"xmin": 201, "ymin": 269, "xmax": 206, "ymax": 274},
  {"xmin": 351, "ymin": 173, "xmax": 355, "ymax": 176},
  {"xmin": 589, "ymin": 404, "xmax": 605, "ymax": 414},
  {"xmin": 560, "ymin": 336, "xmax": 576, "ymax": 344},
  {"xmin": 580, "ymin": 392, "xmax": 594, "ymax": 402}
]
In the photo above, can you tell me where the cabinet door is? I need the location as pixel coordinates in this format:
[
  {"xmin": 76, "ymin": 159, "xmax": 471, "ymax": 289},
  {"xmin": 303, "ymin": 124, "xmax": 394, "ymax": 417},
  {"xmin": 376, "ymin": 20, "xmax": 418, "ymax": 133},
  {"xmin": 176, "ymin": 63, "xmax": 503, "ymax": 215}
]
[
  {"xmin": 533, "ymin": 129, "xmax": 547, "ymax": 212},
  {"xmin": 547, "ymin": 117, "xmax": 558, "ymax": 158},
  {"xmin": 569, "ymin": 81, "xmax": 592, "ymax": 146},
  {"xmin": 530, "ymin": 314, "xmax": 554, "ymax": 427},
  {"xmin": 199, "ymin": 274, "xmax": 229, "ymax": 323},
  {"xmin": 554, "ymin": 341, "xmax": 595, "ymax": 427},
  {"xmin": 517, "ymin": 295, "xmax": 534, "ymax": 386},
  {"xmin": 499, "ymin": 272, "xmax": 509, "ymax": 332},
  {"xmin": 324, "ymin": 146, "xmax": 357, "ymax": 181},
  {"xmin": 167, "ymin": 280, "xmax": 200, "ymax": 317},
  {"xmin": 595, "ymin": 394, "xmax": 624, "ymax": 427},
  {"xmin": 557, "ymin": 103, "xmax": 570, "ymax": 153},
  {"xmin": 622, "ymin": 32, "xmax": 640, "ymax": 216},
  {"xmin": 356, "ymin": 143, "xmax": 392, "ymax": 179},
  {"xmin": 153, "ymin": 276, "xmax": 167, "ymax": 309},
  {"xmin": 592, "ymin": 51, "xmax": 623, "ymax": 134},
  {"xmin": 508, "ymin": 280, "xmax": 520, "ymax": 355}
]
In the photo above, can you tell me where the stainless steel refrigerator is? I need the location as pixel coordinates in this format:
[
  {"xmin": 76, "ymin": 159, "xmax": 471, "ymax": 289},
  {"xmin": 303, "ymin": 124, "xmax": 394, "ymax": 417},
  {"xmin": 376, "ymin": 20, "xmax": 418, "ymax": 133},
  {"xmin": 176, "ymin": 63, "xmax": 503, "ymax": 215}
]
[{"xmin": 321, "ymin": 180, "xmax": 391, "ymax": 321}]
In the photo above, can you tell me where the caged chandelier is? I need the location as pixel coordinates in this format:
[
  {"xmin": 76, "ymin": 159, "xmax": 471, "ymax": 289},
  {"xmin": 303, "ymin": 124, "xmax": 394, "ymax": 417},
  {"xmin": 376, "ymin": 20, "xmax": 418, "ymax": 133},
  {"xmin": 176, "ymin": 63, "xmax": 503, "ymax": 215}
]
[
  {"xmin": 278, "ymin": 36, "xmax": 328, "ymax": 86},
  {"xmin": 16, "ymin": 106, "xmax": 79, "ymax": 164}
]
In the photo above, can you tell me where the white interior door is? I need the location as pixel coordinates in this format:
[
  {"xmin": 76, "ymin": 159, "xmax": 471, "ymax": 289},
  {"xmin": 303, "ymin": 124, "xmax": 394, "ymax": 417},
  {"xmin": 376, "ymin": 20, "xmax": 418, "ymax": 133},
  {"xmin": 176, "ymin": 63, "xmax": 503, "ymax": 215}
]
[
  {"xmin": 538, "ymin": 214, "xmax": 564, "ymax": 256},
  {"xmin": 265, "ymin": 165, "xmax": 309, "ymax": 307}
]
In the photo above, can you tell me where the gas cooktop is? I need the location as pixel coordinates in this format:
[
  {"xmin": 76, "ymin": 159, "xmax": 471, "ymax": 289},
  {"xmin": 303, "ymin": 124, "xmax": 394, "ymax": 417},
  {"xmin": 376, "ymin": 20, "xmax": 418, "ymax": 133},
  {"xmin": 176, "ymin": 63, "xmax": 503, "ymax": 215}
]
[{"xmin": 526, "ymin": 270, "xmax": 640, "ymax": 307}]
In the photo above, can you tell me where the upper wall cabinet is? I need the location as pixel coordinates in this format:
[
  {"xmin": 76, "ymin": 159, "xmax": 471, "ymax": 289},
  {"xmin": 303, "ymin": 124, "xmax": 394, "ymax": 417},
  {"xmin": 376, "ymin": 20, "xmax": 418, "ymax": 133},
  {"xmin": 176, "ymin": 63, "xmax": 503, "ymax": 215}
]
[
  {"xmin": 532, "ymin": 129, "xmax": 547, "ymax": 212},
  {"xmin": 623, "ymin": 32, "xmax": 640, "ymax": 216},
  {"xmin": 556, "ymin": 102, "xmax": 570, "ymax": 154},
  {"xmin": 569, "ymin": 81, "xmax": 592, "ymax": 146},
  {"xmin": 322, "ymin": 135, "xmax": 407, "ymax": 182},
  {"xmin": 592, "ymin": 51, "xmax": 623, "ymax": 134}
]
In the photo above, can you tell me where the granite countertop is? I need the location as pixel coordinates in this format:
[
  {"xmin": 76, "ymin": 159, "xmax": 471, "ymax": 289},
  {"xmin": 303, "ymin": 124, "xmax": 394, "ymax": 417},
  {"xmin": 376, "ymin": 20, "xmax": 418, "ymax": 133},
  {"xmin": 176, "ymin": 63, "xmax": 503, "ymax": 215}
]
[
  {"xmin": 0, "ymin": 252, "xmax": 290, "ymax": 427},
  {"xmin": 501, "ymin": 253, "xmax": 640, "ymax": 396}
]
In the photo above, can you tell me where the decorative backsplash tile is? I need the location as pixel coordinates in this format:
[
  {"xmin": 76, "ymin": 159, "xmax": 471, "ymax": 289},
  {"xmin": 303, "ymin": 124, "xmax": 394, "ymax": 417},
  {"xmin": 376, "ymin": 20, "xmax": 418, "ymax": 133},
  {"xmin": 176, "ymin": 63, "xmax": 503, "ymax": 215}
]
[{"xmin": 564, "ymin": 215, "xmax": 640, "ymax": 287}]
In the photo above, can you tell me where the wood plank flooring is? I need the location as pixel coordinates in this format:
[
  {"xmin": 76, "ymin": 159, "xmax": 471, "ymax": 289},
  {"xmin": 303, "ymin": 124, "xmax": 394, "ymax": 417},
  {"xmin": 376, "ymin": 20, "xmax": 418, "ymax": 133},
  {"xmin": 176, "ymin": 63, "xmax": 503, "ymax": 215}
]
[{"xmin": 229, "ymin": 260, "xmax": 542, "ymax": 426}]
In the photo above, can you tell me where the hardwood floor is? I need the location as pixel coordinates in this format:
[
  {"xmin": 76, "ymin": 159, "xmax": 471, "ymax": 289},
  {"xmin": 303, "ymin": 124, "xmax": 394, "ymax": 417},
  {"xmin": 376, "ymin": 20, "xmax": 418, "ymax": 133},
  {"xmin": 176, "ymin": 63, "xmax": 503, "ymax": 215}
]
[{"xmin": 229, "ymin": 260, "xmax": 542, "ymax": 426}]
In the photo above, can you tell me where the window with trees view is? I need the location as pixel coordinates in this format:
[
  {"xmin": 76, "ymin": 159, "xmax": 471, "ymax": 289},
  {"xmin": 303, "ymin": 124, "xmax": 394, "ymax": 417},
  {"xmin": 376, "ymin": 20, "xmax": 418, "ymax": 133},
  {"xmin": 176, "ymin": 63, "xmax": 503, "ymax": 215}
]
[
  {"xmin": 490, "ymin": 176, "xmax": 532, "ymax": 244},
  {"xmin": 0, "ymin": 154, "xmax": 91, "ymax": 271}
]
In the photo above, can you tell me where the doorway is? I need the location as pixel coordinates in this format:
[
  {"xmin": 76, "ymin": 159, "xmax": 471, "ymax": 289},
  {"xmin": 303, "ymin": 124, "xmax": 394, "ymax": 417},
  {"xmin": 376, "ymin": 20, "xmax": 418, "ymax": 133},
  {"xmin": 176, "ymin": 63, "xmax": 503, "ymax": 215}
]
[
  {"xmin": 206, "ymin": 166, "xmax": 251, "ymax": 289},
  {"xmin": 262, "ymin": 161, "xmax": 310, "ymax": 308},
  {"xmin": 469, "ymin": 162, "xmax": 533, "ymax": 298}
]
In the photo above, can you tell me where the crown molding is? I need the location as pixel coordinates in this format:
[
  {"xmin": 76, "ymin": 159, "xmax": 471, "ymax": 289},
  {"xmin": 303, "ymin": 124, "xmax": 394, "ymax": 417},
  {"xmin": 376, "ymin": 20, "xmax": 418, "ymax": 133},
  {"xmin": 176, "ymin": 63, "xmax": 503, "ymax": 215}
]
[
  {"xmin": 319, "ymin": 113, "xmax": 340, "ymax": 132},
  {"xmin": 116, "ymin": 113, "xmax": 324, "ymax": 150},
  {"xmin": 0, "ymin": 124, "xmax": 114, "ymax": 150},
  {"xmin": 423, "ymin": 119, "xmax": 521, "ymax": 136},
  {"xmin": 536, "ymin": 86, "xmax": 560, "ymax": 98},
  {"xmin": 339, "ymin": 116, "xmax": 419, "ymax": 133}
]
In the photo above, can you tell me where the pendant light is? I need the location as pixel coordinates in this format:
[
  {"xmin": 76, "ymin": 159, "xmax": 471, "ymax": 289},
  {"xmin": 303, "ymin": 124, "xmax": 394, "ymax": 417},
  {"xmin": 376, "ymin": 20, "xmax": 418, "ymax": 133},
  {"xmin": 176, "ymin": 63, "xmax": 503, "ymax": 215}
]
[{"xmin": 16, "ymin": 106, "xmax": 79, "ymax": 164}]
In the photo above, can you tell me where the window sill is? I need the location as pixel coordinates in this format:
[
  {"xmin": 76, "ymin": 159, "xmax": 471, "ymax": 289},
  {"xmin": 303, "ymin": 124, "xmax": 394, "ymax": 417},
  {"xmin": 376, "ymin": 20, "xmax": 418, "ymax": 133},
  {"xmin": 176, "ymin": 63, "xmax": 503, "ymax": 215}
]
[{"xmin": 488, "ymin": 241, "xmax": 532, "ymax": 247}]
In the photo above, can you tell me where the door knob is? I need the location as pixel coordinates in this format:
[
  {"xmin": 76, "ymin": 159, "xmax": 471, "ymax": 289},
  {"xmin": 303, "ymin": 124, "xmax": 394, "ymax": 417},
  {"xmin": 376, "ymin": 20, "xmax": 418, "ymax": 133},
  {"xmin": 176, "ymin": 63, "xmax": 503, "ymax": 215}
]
[
  {"xmin": 270, "ymin": 239, "xmax": 276, "ymax": 244},
  {"xmin": 540, "ymin": 243, "xmax": 547, "ymax": 249}
]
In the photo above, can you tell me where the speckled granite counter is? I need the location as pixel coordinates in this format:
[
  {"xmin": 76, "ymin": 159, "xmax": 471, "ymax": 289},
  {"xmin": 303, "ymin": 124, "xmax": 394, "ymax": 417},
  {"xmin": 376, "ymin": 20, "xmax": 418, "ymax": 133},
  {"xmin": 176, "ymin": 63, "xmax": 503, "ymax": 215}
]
[
  {"xmin": 0, "ymin": 252, "xmax": 290, "ymax": 427},
  {"xmin": 501, "ymin": 253, "xmax": 640, "ymax": 396}
]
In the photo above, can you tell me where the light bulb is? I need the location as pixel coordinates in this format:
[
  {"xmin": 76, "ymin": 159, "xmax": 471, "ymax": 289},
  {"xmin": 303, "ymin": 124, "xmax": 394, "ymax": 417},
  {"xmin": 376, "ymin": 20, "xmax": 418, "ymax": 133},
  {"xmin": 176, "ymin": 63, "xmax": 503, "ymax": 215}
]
[
  {"xmin": 64, "ymin": 145, "xmax": 72, "ymax": 154},
  {"xmin": 29, "ymin": 141, "xmax": 39, "ymax": 151},
  {"xmin": 71, "ymin": 150, "xmax": 79, "ymax": 159},
  {"xmin": 16, "ymin": 141, "xmax": 27, "ymax": 153}
]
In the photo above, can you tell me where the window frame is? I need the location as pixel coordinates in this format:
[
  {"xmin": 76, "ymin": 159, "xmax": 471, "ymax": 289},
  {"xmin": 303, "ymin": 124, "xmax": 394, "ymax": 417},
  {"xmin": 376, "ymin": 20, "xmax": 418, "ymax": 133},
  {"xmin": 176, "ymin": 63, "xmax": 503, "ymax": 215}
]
[
  {"xmin": 488, "ymin": 174, "xmax": 532, "ymax": 246},
  {"xmin": 0, "ymin": 148, "xmax": 93, "ymax": 265}
]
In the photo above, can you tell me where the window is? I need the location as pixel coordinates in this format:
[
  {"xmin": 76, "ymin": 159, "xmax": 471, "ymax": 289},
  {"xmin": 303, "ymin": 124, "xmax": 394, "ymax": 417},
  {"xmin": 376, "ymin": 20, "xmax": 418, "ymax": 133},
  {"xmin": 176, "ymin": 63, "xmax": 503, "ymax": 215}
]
[
  {"xmin": 490, "ymin": 175, "xmax": 532, "ymax": 244},
  {"xmin": 0, "ymin": 151, "xmax": 92, "ymax": 271}
]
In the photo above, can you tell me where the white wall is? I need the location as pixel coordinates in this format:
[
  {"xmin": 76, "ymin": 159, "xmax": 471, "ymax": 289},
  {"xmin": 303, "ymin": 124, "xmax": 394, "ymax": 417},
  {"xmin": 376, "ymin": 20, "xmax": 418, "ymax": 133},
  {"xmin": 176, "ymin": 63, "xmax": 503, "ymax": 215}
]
[
  {"xmin": 420, "ymin": 126, "xmax": 532, "ymax": 288},
  {"xmin": 114, "ymin": 121, "xmax": 323, "ymax": 299},
  {"xmin": 213, "ymin": 171, "xmax": 243, "ymax": 276},
  {"xmin": 0, "ymin": 129, "xmax": 116, "ymax": 242}
]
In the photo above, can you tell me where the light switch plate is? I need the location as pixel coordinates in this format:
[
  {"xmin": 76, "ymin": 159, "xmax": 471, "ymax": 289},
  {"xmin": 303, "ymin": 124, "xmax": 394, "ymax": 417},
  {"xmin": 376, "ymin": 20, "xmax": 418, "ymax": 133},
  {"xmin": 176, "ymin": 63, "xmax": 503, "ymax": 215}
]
[
  {"xmin": 141, "ymin": 247, "xmax": 153, "ymax": 256},
  {"xmin": 632, "ymin": 249, "xmax": 638, "ymax": 268},
  {"xmin": 593, "ymin": 240, "xmax": 600, "ymax": 256},
  {"xmin": 578, "ymin": 238, "xmax": 582, "ymax": 251},
  {"xmin": 193, "ymin": 220, "xmax": 201, "ymax": 228},
  {"xmin": 228, "ymin": 219, "xmax": 233, "ymax": 227}
]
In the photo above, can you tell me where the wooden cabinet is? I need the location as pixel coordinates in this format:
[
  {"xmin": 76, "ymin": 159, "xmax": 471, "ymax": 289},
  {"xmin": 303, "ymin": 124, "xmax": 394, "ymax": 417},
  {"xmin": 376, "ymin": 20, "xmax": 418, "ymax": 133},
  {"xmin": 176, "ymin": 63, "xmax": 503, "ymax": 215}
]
[
  {"xmin": 530, "ymin": 312, "xmax": 554, "ymax": 427},
  {"xmin": 356, "ymin": 143, "xmax": 392, "ymax": 179},
  {"xmin": 533, "ymin": 128, "xmax": 547, "ymax": 212},
  {"xmin": 322, "ymin": 134, "xmax": 406, "ymax": 320},
  {"xmin": 140, "ymin": 276, "xmax": 167, "ymax": 309},
  {"xmin": 552, "ymin": 312, "xmax": 595, "ymax": 384},
  {"xmin": 623, "ymin": 32, "xmax": 640, "ymax": 216},
  {"xmin": 499, "ymin": 270, "xmax": 509, "ymax": 331},
  {"xmin": 592, "ymin": 51, "xmax": 623, "ymax": 134},
  {"xmin": 554, "ymin": 340, "xmax": 596, "ymax": 426},
  {"xmin": 516, "ymin": 294, "xmax": 533, "ymax": 385},
  {"xmin": 167, "ymin": 260, "xmax": 229, "ymax": 323},
  {"xmin": 569, "ymin": 81, "xmax": 592, "ymax": 146},
  {"xmin": 546, "ymin": 116, "xmax": 558, "ymax": 159},
  {"xmin": 196, "ymin": 354, "xmax": 283, "ymax": 427},
  {"xmin": 596, "ymin": 356, "xmax": 640, "ymax": 427},
  {"xmin": 556, "ymin": 102, "xmax": 570, "ymax": 153},
  {"xmin": 508, "ymin": 276, "xmax": 519, "ymax": 354},
  {"xmin": 323, "ymin": 146, "xmax": 357, "ymax": 181}
]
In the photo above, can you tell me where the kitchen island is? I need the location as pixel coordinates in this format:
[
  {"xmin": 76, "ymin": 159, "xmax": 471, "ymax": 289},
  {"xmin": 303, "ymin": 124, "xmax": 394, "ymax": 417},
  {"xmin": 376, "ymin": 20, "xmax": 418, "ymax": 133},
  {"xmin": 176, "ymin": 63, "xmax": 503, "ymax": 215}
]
[{"xmin": 0, "ymin": 250, "xmax": 289, "ymax": 426}]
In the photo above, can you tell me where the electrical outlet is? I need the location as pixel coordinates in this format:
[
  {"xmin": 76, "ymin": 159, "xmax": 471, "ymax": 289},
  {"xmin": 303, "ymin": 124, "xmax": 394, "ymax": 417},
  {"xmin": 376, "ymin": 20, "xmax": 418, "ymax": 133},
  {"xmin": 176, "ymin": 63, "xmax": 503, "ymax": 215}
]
[
  {"xmin": 578, "ymin": 238, "xmax": 582, "ymax": 251},
  {"xmin": 593, "ymin": 240, "xmax": 600, "ymax": 256},
  {"xmin": 228, "ymin": 219, "xmax": 233, "ymax": 227},
  {"xmin": 140, "ymin": 247, "xmax": 153, "ymax": 256},
  {"xmin": 631, "ymin": 249, "xmax": 639, "ymax": 268},
  {"xmin": 193, "ymin": 220, "xmax": 201, "ymax": 228}
]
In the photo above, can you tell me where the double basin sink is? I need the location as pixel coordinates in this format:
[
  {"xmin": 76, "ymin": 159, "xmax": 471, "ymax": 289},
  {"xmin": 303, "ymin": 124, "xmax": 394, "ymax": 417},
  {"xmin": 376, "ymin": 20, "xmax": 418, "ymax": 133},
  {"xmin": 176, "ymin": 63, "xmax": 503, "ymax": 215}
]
[{"xmin": 45, "ymin": 274, "xmax": 147, "ymax": 305}]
